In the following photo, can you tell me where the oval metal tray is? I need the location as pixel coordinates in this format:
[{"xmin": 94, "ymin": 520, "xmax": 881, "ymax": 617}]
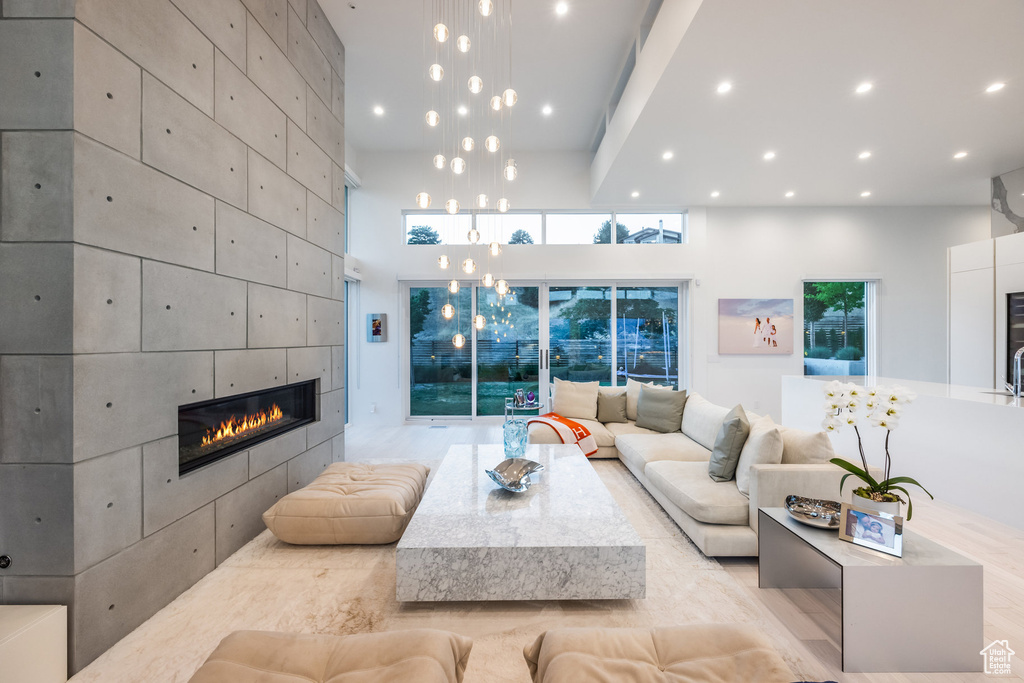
[{"xmin": 785, "ymin": 494, "xmax": 842, "ymax": 529}]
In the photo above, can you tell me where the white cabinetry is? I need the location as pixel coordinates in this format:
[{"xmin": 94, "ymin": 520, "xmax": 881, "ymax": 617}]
[
  {"xmin": 948, "ymin": 239, "xmax": 994, "ymax": 387},
  {"xmin": 0, "ymin": 605, "xmax": 67, "ymax": 683}
]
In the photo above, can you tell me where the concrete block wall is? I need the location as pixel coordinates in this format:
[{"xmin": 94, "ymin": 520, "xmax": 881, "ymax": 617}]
[{"xmin": 0, "ymin": 0, "xmax": 346, "ymax": 673}]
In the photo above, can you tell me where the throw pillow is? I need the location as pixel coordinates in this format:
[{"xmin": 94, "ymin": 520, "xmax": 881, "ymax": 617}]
[
  {"xmin": 635, "ymin": 385, "xmax": 687, "ymax": 433},
  {"xmin": 734, "ymin": 415, "xmax": 784, "ymax": 496},
  {"xmin": 776, "ymin": 425, "xmax": 836, "ymax": 464},
  {"xmin": 551, "ymin": 378, "xmax": 599, "ymax": 421},
  {"xmin": 625, "ymin": 378, "xmax": 655, "ymax": 421},
  {"xmin": 680, "ymin": 392, "xmax": 731, "ymax": 450},
  {"xmin": 707, "ymin": 405, "xmax": 750, "ymax": 482},
  {"xmin": 597, "ymin": 388, "xmax": 628, "ymax": 423}
]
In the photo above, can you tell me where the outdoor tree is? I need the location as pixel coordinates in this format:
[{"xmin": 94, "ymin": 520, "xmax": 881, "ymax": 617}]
[
  {"xmin": 593, "ymin": 220, "xmax": 629, "ymax": 244},
  {"xmin": 409, "ymin": 289, "xmax": 432, "ymax": 339},
  {"xmin": 809, "ymin": 281, "xmax": 865, "ymax": 335},
  {"xmin": 508, "ymin": 229, "xmax": 534, "ymax": 244},
  {"xmin": 407, "ymin": 225, "xmax": 442, "ymax": 245},
  {"xmin": 803, "ymin": 282, "xmax": 830, "ymax": 349}
]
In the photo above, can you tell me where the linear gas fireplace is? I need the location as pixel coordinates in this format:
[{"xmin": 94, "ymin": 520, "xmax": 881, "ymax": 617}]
[{"xmin": 178, "ymin": 380, "xmax": 319, "ymax": 475}]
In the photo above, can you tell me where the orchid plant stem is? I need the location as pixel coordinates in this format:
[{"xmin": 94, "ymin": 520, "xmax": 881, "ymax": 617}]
[
  {"xmin": 884, "ymin": 430, "xmax": 891, "ymax": 483},
  {"xmin": 852, "ymin": 424, "xmax": 870, "ymax": 474}
]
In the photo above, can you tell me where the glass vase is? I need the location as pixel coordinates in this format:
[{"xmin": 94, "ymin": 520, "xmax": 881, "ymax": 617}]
[{"xmin": 503, "ymin": 417, "xmax": 527, "ymax": 459}]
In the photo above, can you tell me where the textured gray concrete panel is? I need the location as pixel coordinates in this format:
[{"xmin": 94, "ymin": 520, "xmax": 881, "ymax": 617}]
[
  {"xmin": 0, "ymin": 355, "xmax": 73, "ymax": 464},
  {"xmin": 142, "ymin": 436, "xmax": 247, "ymax": 536},
  {"xmin": 307, "ymin": 0, "xmax": 345, "ymax": 82},
  {"xmin": 73, "ymin": 447, "xmax": 142, "ymax": 572},
  {"xmin": 142, "ymin": 261, "xmax": 247, "ymax": 352},
  {"xmin": 214, "ymin": 50, "xmax": 286, "ymax": 169},
  {"xmin": 215, "ymin": 201, "xmax": 287, "ymax": 288},
  {"xmin": 0, "ymin": 243, "xmax": 73, "ymax": 354},
  {"xmin": 288, "ymin": 0, "xmax": 307, "ymax": 25},
  {"xmin": 306, "ymin": 190, "xmax": 343, "ymax": 255},
  {"xmin": 73, "ymin": 23, "xmax": 142, "ymax": 159},
  {"xmin": 171, "ymin": 0, "xmax": 247, "ymax": 72},
  {"xmin": 0, "ymin": 20, "xmax": 73, "ymax": 129},
  {"xmin": 306, "ymin": 84, "xmax": 343, "ymax": 166},
  {"xmin": 332, "ymin": 161, "xmax": 345, "ymax": 211},
  {"xmin": 247, "ymin": 283, "xmax": 306, "ymax": 348},
  {"xmin": 332, "ymin": 254, "xmax": 344, "ymax": 300},
  {"xmin": 73, "ymin": 505, "xmax": 215, "ymax": 670},
  {"xmin": 286, "ymin": 439, "xmax": 330, "ymax": 492},
  {"xmin": 287, "ymin": 119, "xmax": 332, "ymax": 202},
  {"xmin": 306, "ymin": 388, "xmax": 343, "ymax": 446},
  {"xmin": 287, "ymin": 6, "xmax": 330, "ymax": 102},
  {"xmin": 142, "ymin": 73, "xmax": 247, "ymax": 208},
  {"xmin": 73, "ymin": 134, "xmax": 215, "ymax": 271},
  {"xmin": 306, "ymin": 295, "xmax": 344, "ymax": 346},
  {"xmin": 332, "ymin": 432, "xmax": 345, "ymax": 462},
  {"xmin": 332, "ymin": 345, "xmax": 344, "ymax": 391},
  {"xmin": 331, "ymin": 70, "xmax": 344, "ymax": 123},
  {"xmin": 2, "ymin": 0, "xmax": 75, "ymax": 16},
  {"xmin": 214, "ymin": 348, "xmax": 287, "ymax": 397},
  {"xmin": 76, "ymin": 0, "xmax": 215, "ymax": 115},
  {"xmin": 286, "ymin": 345, "xmax": 330, "ymax": 388},
  {"xmin": 248, "ymin": 426, "xmax": 305, "ymax": 478},
  {"xmin": 73, "ymin": 245, "xmax": 141, "ymax": 354},
  {"xmin": 73, "ymin": 352, "xmax": 214, "ymax": 461},
  {"xmin": 241, "ymin": 0, "xmax": 288, "ymax": 51},
  {"xmin": 214, "ymin": 464, "xmax": 286, "ymax": 564},
  {"xmin": 247, "ymin": 149, "xmax": 306, "ymax": 237},
  {"xmin": 0, "ymin": 131, "xmax": 73, "ymax": 242},
  {"xmin": 287, "ymin": 234, "xmax": 332, "ymax": 298},
  {"xmin": 246, "ymin": 13, "xmax": 305, "ymax": 127},
  {"xmin": 0, "ymin": 464, "xmax": 73, "ymax": 575}
]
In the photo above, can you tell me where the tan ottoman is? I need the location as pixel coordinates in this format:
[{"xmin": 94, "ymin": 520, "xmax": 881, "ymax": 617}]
[
  {"xmin": 262, "ymin": 462, "xmax": 429, "ymax": 544},
  {"xmin": 189, "ymin": 629, "xmax": 472, "ymax": 683},
  {"xmin": 523, "ymin": 624, "xmax": 793, "ymax": 683}
]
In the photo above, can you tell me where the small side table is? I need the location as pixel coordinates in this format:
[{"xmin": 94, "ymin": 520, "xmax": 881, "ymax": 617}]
[{"xmin": 758, "ymin": 507, "xmax": 982, "ymax": 673}]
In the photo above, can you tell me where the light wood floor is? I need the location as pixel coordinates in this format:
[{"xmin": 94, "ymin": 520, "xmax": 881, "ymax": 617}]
[{"xmin": 346, "ymin": 422, "xmax": 1024, "ymax": 681}]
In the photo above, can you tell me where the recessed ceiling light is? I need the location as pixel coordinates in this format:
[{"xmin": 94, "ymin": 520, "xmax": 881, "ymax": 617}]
[
  {"xmin": 710, "ymin": 191, "xmax": 720, "ymax": 198},
  {"xmin": 631, "ymin": 191, "xmax": 640, "ymax": 198},
  {"xmin": 953, "ymin": 151, "xmax": 968, "ymax": 159},
  {"xmin": 457, "ymin": 105, "xmax": 468, "ymax": 116},
  {"xmin": 662, "ymin": 151, "xmax": 674, "ymax": 160},
  {"xmin": 716, "ymin": 81, "xmax": 732, "ymax": 94},
  {"xmin": 763, "ymin": 151, "xmax": 776, "ymax": 160},
  {"xmin": 555, "ymin": 2, "xmax": 568, "ymax": 15},
  {"xmin": 858, "ymin": 150, "xmax": 872, "ymax": 160},
  {"xmin": 541, "ymin": 104, "xmax": 553, "ymax": 116},
  {"xmin": 373, "ymin": 105, "xmax": 384, "ymax": 116},
  {"xmin": 860, "ymin": 191, "xmax": 872, "ymax": 198},
  {"xmin": 784, "ymin": 191, "xmax": 795, "ymax": 198},
  {"xmin": 986, "ymin": 82, "xmax": 1005, "ymax": 93},
  {"xmin": 855, "ymin": 81, "xmax": 873, "ymax": 94}
]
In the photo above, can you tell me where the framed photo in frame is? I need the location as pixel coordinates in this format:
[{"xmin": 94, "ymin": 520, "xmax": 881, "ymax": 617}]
[
  {"xmin": 367, "ymin": 313, "xmax": 386, "ymax": 343},
  {"xmin": 838, "ymin": 501, "xmax": 904, "ymax": 557}
]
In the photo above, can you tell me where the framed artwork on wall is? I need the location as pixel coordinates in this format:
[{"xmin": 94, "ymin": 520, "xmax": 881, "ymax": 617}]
[
  {"xmin": 718, "ymin": 299, "xmax": 794, "ymax": 354},
  {"xmin": 367, "ymin": 313, "xmax": 387, "ymax": 343}
]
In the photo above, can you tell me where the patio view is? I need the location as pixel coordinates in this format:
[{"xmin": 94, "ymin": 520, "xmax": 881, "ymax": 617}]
[{"xmin": 802, "ymin": 281, "xmax": 868, "ymax": 376}]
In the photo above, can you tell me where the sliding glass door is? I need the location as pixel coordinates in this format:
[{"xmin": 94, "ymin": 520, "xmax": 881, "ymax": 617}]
[
  {"xmin": 476, "ymin": 286, "xmax": 540, "ymax": 415},
  {"xmin": 617, "ymin": 286, "xmax": 679, "ymax": 388},
  {"xmin": 409, "ymin": 286, "xmax": 472, "ymax": 416},
  {"xmin": 549, "ymin": 286, "xmax": 612, "ymax": 384}
]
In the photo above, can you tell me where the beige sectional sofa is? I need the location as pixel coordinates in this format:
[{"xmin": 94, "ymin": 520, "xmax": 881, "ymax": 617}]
[{"xmin": 529, "ymin": 379, "xmax": 848, "ymax": 557}]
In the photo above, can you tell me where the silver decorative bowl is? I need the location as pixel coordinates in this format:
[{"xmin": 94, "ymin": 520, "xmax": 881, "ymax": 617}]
[
  {"xmin": 485, "ymin": 458, "xmax": 544, "ymax": 493},
  {"xmin": 785, "ymin": 494, "xmax": 842, "ymax": 529}
]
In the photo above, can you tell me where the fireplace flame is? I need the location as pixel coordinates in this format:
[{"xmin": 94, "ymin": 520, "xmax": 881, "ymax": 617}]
[{"xmin": 201, "ymin": 403, "xmax": 284, "ymax": 448}]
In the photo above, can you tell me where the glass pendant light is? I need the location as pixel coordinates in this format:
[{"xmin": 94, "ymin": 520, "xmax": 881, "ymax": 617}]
[
  {"xmin": 428, "ymin": 64, "xmax": 444, "ymax": 82},
  {"xmin": 504, "ymin": 159, "xmax": 517, "ymax": 181},
  {"xmin": 497, "ymin": 197, "xmax": 510, "ymax": 213},
  {"xmin": 426, "ymin": 110, "xmax": 440, "ymax": 126},
  {"xmin": 433, "ymin": 23, "xmax": 449, "ymax": 42},
  {"xmin": 415, "ymin": 192, "xmax": 431, "ymax": 209},
  {"xmin": 481, "ymin": 272, "xmax": 495, "ymax": 287},
  {"xmin": 474, "ymin": 314, "xmax": 486, "ymax": 330},
  {"xmin": 488, "ymin": 241, "xmax": 501, "ymax": 256},
  {"xmin": 467, "ymin": 228, "xmax": 481, "ymax": 244},
  {"xmin": 502, "ymin": 88, "xmax": 517, "ymax": 106},
  {"xmin": 484, "ymin": 135, "xmax": 500, "ymax": 152},
  {"xmin": 441, "ymin": 303, "xmax": 455, "ymax": 319},
  {"xmin": 475, "ymin": 193, "xmax": 488, "ymax": 209},
  {"xmin": 445, "ymin": 198, "xmax": 460, "ymax": 214},
  {"xmin": 457, "ymin": 35, "xmax": 471, "ymax": 53},
  {"xmin": 450, "ymin": 157, "xmax": 466, "ymax": 174},
  {"xmin": 495, "ymin": 279, "xmax": 510, "ymax": 296},
  {"xmin": 438, "ymin": 254, "xmax": 451, "ymax": 269},
  {"xmin": 468, "ymin": 76, "xmax": 483, "ymax": 94},
  {"xmin": 448, "ymin": 279, "xmax": 460, "ymax": 294},
  {"xmin": 490, "ymin": 95, "xmax": 502, "ymax": 111},
  {"xmin": 462, "ymin": 258, "xmax": 477, "ymax": 274},
  {"xmin": 461, "ymin": 136, "xmax": 475, "ymax": 152},
  {"xmin": 433, "ymin": 154, "xmax": 446, "ymax": 169},
  {"xmin": 478, "ymin": 0, "xmax": 493, "ymax": 17},
  {"xmin": 452, "ymin": 333, "xmax": 466, "ymax": 348}
]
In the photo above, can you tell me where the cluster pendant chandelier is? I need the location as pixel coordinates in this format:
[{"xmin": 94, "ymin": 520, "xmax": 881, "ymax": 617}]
[{"xmin": 417, "ymin": 0, "xmax": 517, "ymax": 347}]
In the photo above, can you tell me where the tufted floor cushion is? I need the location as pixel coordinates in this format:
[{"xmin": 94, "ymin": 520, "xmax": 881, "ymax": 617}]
[
  {"xmin": 523, "ymin": 624, "xmax": 792, "ymax": 683},
  {"xmin": 262, "ymin": 462, "xmax": 429, "ymax": 544},
  {"xmin": 644, "ymin": 460, "xmax": 749, "ymax": 525},
  {"xmin": 188, "ymin": 629, "xmax": 472, "ymax": 683}
]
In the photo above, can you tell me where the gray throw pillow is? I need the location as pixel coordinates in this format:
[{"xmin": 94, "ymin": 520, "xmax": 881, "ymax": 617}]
[
  {"xmin": 708, "ymin": 404, "xmax": 751, "ymax": 482},
  {"xmin": 635, "ymin": 385, "xmax": 687, "ymax": 433},
  {"xmin": 597, "ymin": 389, "xmax": 628, "ymax": 423}
]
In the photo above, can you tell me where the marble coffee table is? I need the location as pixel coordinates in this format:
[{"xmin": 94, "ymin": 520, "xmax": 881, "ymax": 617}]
[{"xmin": 396, "ymin": 444, "xmax": 646, "ymax": 602}]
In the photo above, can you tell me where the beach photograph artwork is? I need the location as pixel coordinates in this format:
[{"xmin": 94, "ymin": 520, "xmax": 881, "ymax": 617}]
[{"xmin": 718, "ymin": 298, "xmax": 794, "ymax": 354}]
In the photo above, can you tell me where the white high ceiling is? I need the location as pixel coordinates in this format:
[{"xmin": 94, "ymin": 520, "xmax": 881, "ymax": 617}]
[{"xmin": 328, "ymin": 0, "xmax": 1024, "ymax": 206}]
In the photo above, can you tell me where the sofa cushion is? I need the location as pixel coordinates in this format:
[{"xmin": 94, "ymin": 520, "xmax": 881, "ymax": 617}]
[
  {"xmin": 735, "ymin": 415, "xmax": 784, "ymax": 496},
  {"xmin": 645, "ymin": 460, "xmax": 750, "ymax": 525},
  {"xmin": 625, "ymin": 378, "xmax": 655, "ymax": 421},
  {"xmin": 635, "ymin": 385, "xmax": 687, "ymax": 433},
  {"xmin": 188, "ymin": 629, "xmax": 473, "ymax": 683},
  {"xmin": 551, "ymin": 378, "xmax": 599, "ymax": 420},
  {"xmin": 616, "ymin": 433, "xmax": 711, "ymax": 474},
  {"xmin": 777, "ymin": 425, "xmax": 836, "ymax": 464},
  {"xmin": 708, "ymin": 405, "xmax": 750, "ymax": 482},
  {"xmin": 597, "ymin": 387, "xmax": 628, "ymax": 423},
  {"xmin": 604, "ymin": 420, "xmax": 660, "ymax": 438},
  {"xmin": 680, "ymin": 392, "xmax": 731, "ymax": 450},
  {"xmin": 523, "ymin": 624, "xmax": 793, "ymax": 683}
]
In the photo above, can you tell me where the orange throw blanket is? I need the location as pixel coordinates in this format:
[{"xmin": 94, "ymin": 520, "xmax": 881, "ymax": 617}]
[{"xmin": 526, "ymin": 412, "xmax": 599, "ymax": 457}]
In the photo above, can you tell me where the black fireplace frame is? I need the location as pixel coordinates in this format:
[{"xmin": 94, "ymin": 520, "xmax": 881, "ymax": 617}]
[{"xmin": 177, "ymin": 379, "xmax": 319, "ymax": 475}]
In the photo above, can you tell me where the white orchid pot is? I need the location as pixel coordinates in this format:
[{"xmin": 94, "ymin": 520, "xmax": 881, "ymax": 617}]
[{"xmin": 848, "ymin": 490, "xmax": 902, "ymax": 517}]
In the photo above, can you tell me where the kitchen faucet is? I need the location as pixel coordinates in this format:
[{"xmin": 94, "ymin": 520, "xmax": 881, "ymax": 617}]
[{"xmin": 1005, "ymin": 347, "xmax": 1024, "ymax": 397}]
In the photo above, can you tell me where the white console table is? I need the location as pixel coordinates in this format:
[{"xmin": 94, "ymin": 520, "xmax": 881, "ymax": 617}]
[
  {"xmin": 0, "ymin": 605, "xmax": 67, "ymax": 682},
  {"xmin": 758, "ymin": 508, "xmax": 982, "ymax": 673}
]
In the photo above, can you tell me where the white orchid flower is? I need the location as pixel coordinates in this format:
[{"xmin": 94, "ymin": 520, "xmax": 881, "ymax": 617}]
[
  {"xmin": 823, "ymin": 399, "xmax": 840, "ymax": 415},
  {"xmin": 881, "ymin": 402, "xmax": 901, "ymax": 419},
  {"xmin": 823, "ymin": 380, "xmax": 843, "ymax": 398},
  {"xmin": 821, "ymin": 415, "xmax": 841, "ymax": 432},
  {"xmin": 845, "ymin": 383, "xmax": 861, "ymax": 397},
  {"xmin": 864, "ymin": 397, "xmax": 877, "ymax": 411},
  {"xmin": 871, "ymin": 414, "xmax": 900, "ymax": 431},
  {"xmin": 844, "ymin": 414, "xmax": 858, "ymax": 426},
  {"xmin": 887, "ymin": 385, "xmax": 917, "ymax": 404},
  {"xmin": 846, "ymin": 398, "xmax": 859, "ymax": 412}
]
